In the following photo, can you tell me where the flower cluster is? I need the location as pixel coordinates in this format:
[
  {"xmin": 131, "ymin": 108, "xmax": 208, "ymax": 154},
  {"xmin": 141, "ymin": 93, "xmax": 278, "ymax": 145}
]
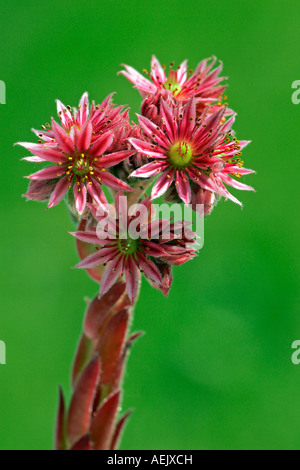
[
  {"xmin": 18, "ymin": 93, "xmax": 134, "ymax": 215},
  {"xmin": 19, "ymin": 55, "xmax": 255, "ymax": 451},
  {"xmin": 18, "ymin": 55, "xmax": 254, "ymax": 302}
]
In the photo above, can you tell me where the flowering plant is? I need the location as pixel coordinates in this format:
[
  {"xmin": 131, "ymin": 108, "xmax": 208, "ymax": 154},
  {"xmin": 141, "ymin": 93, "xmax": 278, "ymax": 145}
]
[{"xmin": 18, "ymin": 56, "xmax": 254, "ymax": 450}]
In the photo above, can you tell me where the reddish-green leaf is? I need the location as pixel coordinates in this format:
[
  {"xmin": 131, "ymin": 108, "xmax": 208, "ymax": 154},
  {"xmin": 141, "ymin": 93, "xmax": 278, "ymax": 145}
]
[
  {"xmin": 67, "ymin": 356, "xmax": 100, "ymax": 445},
  {"xmin": 98, "ymin": 309, "xmax": 129, "ymax": 386},
  {"xmin": 55, "ymin": 386, "xmax": 66, "ymax": 451},
  {"xmin": 71, "ymin": 332, "xmax": 93, "ymax": 388},
  {"xmin": 110, "ymin": 411, "xmax": 133, "ymax": 450},
  {"xmin": 90, "ymin": 390, "xmax": 121, "ymax": 450},
  {"xmin": 70, "ymin": 434, "xmax": 91, "ymax": 450},
  {"xmin": 84, "ymin": 282, "xmax": 128, "ymax": 339}
]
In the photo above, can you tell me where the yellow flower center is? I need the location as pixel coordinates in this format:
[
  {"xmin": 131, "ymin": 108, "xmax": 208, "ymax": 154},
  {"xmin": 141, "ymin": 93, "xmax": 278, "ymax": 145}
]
[
  {"xmin": 168, "ymin": 142, "xmax": 193, "ymax": 167},
  {"xmin": 164, "ymin": 70, "xmax": 182, "ymax": 97}
]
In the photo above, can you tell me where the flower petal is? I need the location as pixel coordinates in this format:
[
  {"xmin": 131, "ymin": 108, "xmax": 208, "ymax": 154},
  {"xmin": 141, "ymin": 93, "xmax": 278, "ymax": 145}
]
[
  {"xmin": 138, "ymin": 254, "xmax": 162, "ymax": 284},
  {"xmin": 90, "ymin": 132, "xmax": 114, "ymax": 157},
  {"xmin": 186, "ymin": 167, "xmax": 218, "ymax": 192},
  {"xmin": 17, "ymin": 142, "xmax": 68, "ymax": 163},
  {"xmin": 56, "ymin": 99, "xmax": 73, "ymax": 129},
  {"xmin": 98, "ymin": 171, "xmax": 133, "ymax": 192},
  {"xmin": 96, "ymin": 150, "xmax": 134, "ymax": 168},
  {"xmin": 100, "ymin": 256, "xmax": 124, "ymax": 297},
  {"xmin": 176, "ymin": 170, "xmax": 191, "ymax": 204},
  {"xmin": 77, "ymin": 120, "xmax": 93, "ymax": 153},
  {"xmin": 28, "ymin": 165, "xmax": 66, "ymax": 180},
  {"xmin": 129, "ymin": 138, "xmax": 167, "ymax": 159},
  {"xmin": 130, "ymin": 161, "xmax": 167, "ymax": 179},
  {"xmin": 74, "ymin": 180, "xmax": 87, "ymax": 215},
  {"xmin": 48, "ymin": 176, "xmax": 70, "ymax": 208},
  {"xmin": 142, "ymin": 241, "xmax": 167, "ymax": 257},
  {"xmin": 51, "ymin": 119, "xmax": 75, "ymax": 154},
  {"xmin": 151, "ymin": 55, "xmax": 166, "ymax": 85},
  {"xmin": 77, "ymin": 92, "xmax": 89, "ymax": 127},
  {"xmin": 151, "ymin": 169, "xmax": 174, "ymax": 199},
  {"xmin": 86, "ymin": 178, "xmax": 108, "ymax": 210},
  {"xmin": 160, "ymin": 99, "xmax": 177, "ymax": 141},
  {"xmin": 221, "ymin": 174, "xmax": 255, "ymax": 191},
  {"xmin": 119, "ymin": 65, "xmax": 156, "ymax": 95},
  {"xmin": 179, "ymin": 97, "xmax": 196, "ymax": 140},
  {"xmin": 124, "ymin": 257, "xmax": 139, "ymax": 303},
  {"xmin": 137, "ymin": 115, "xmax": 169, "ymax": 148},
  {"xmin": 74, "ymin": 247, "xmax": 118, "ymax": 269}
]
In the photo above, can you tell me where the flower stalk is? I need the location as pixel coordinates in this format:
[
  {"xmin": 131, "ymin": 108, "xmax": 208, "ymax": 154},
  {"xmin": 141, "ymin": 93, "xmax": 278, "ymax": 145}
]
[{"xmin": 55, "ymin": 281, "xmax": 142, "ymax": 450}]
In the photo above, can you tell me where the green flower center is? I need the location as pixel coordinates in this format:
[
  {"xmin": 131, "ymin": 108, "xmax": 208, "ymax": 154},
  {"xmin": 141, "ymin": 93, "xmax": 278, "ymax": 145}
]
[
  {"xmin": 117, "ymin": 236, "xmax": 138, "ymax": 256},
  {"xmin": 164, "ymin": 70, "xmax": 182, "ymax": 97},
  {"xmin": 168, "ymin": 142, "xmax": 193, "ymax": 167},
  {"xmin": 72, "ymin": 153, "xmax": 91, "ymax": 177}
]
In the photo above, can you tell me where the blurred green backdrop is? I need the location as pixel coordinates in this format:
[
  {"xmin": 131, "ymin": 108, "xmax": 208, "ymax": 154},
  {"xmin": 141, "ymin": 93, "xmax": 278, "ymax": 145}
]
[{"xmin": 0, "ymin": 0, "xmax": 299, "ymax": 450}]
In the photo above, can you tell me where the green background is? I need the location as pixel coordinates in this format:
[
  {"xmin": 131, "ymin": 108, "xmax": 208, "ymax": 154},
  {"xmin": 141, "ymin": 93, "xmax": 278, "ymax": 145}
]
[{"xmin": 0, "ymin": 0, "xmax": 299, "ymax": 450}]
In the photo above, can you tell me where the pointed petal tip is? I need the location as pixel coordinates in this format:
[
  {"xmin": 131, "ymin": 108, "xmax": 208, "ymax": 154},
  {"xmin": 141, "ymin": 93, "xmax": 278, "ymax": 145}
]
[{"xmin": 47, "ymin": 200, "xmax": 56, "ymax": 209}]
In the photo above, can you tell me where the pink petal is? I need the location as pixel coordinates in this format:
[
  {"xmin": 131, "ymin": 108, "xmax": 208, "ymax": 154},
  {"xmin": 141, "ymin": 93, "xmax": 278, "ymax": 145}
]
[
  {"xmin": 86, "ymin": 179, "xmax": 108, "ymax": 210},
  {"xmin": 130, "ymin": 161, "xmax": 167, "ymax": 178},
  {"xmin": 17, "ymin": 142, "xmax": 68, "ymax": 163},
  {"xmin": 227, "ymin": 166, "xmax": 255, "ymax": 175},
  {"xmin": 219, "ymin": 114, "xmax": 236, "ymax": 134},
  {"xmin": 137, "ymin": 115, "xmax": 169, "ymax": 148},
  {"xmin": 90, "ymin": 94, "xmax": 114, "ymax": 125},
  {"xmin": 179, "ymin": 97, "xmax": 196, "ymax": 140},
  {"xmin": 74, "ymin": 180, "xmax": 87, "ymax": 215},
  {"xmin": 76, "ymin": 120, "xmax": 93, "ymax": 153},
  {"xmin": 51, "ymin": 119, "xmax": 75, "ymax": 154},
  {"xmin": 22, "ymin": 156, "xmax": 44, "ymax": 162},
  {"xmin": 70, "ymin": 230, "xmax": 110, "ymax": 245},
  {"xmin": 160, "ymin": 99, "xmax": 177, "ymax": 141},
  {"xmin": 90, "ymin": 132, "xmax": 114, "ymax": 157},
  {"xmin": 177, "ymin": 59, "xmax": 188, "ymax": 85},
  {"xmin": 32, "ymin": 128, "xmax": 55, "ymax": 142},
  {"xmin": 77, "ymin": 92, "xmax": 89, "ymax": 127},
  {"xmin": 124, "ymin": 257, "xmax": 139, "ymax": 303},
  {"xmin": 100, "ymin": 256, "xmax": 124, "ymax": 297},
  {"xmin": 119, "ymin": 65, "xmax": 156, "ymax": 94},
  {"xmin": 151, "ymin": 55, "xmax": 166, "ymax": 85},
  {"xmin": 138, "ymin": 255, "xmax": 162, "ymax": 284},
  {"xmin": 98, "ymin": 171, "xmax": 133, "ymax": 192},
  {"xmin": 221, "ymin": 174, "xmax": 255, "ymax": 191},
  {"xmin": 142, "ymin": 241, "xmax": 167, "ymax": 257},
  {"xmin": 96, "ymin": 150, "xmax": 134, "ymax": 168},
  {"xmin": 56, "ymin": 99, "xmax": 73, "ymax": 128},
  {"xmin": 48, "ymin": 176, "xmax": 70, "ymax": 208},
  {"xmin": 176, "ymin": 170, "xmax": 191, "ymax": 204},
  {"xmin": 151, "ymin": 169, "xmax": 174, "ymax": 199},
  {"xmin": 220, "ymin": 187, "xmax": 243, "ymax": 206},
  {"xmin": 186, "ymin": 167, "xmax": 217, "ymax": 192},
  {"xmin": 129, "ymin": 138, "xmax": 167, "ymax": 159},
  {"xmin": 74, "ymin": 247, "xmax": 118, "ymax": 269},
  {"xmin": 29, "ymin": 165, "xmax": 65, "ymax": 180}
]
